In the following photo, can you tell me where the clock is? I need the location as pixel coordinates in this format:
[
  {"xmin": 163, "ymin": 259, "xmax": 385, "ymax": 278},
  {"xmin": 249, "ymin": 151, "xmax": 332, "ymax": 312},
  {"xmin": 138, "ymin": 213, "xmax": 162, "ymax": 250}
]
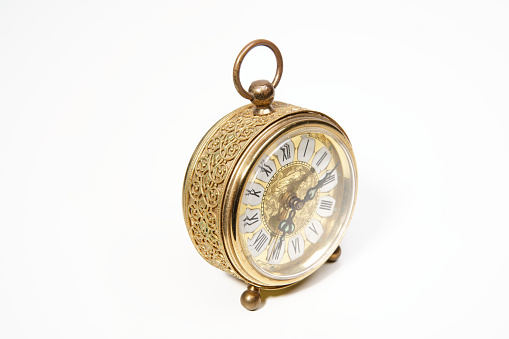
[{"xmin": 182, "ymin": 39, "xmax": 358, "ymax": 310}]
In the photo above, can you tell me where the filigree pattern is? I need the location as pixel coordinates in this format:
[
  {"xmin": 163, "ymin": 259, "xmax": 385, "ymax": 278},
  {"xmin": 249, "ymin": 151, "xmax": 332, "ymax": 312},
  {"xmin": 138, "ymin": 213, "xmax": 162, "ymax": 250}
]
[{"xmin": 183, "ymin": 101, "xmax": 305, "ymax": 278}]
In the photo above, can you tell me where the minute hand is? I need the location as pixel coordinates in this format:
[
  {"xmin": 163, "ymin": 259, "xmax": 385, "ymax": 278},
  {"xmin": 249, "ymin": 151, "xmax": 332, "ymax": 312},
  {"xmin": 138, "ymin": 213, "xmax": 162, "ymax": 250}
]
[
  {"xmin": 301, "ymin": 162, "xmax": 340, "ymax": 203},
  {"xmin": 271, "ymin": 163, "xmax": 339, "ymax": 259},
  {"xmin": 277, "ymin": 162, "xmax": 339, "ymax": 235}
]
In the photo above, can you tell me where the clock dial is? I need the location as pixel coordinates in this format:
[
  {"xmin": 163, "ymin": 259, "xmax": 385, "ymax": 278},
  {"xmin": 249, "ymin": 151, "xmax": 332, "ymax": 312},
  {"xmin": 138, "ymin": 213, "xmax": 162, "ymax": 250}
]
[{"xmin": 237, "ymin": 125, "xmax": 356, "ymax": 280}]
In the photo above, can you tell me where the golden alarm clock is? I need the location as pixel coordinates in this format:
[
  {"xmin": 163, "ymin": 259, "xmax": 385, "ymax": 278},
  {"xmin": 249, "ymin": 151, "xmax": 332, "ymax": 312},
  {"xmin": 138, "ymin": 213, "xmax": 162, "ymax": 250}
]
[{"xmin": 182, "ymin": 39, "xmax": 358, "ymax": 310}]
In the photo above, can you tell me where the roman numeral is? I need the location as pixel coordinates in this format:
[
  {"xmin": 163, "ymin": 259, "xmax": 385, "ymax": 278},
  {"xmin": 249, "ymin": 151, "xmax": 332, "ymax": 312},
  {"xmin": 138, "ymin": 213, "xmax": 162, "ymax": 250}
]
[
  {"xmin": 245, "ymin": 188, "xmax": 261, "ymax": 198},
  {"xmin": 303, "ymin": 139, "xmax": 310, "ymax": 158},
  {"xmin": 298, "ymin": 137, "xmax": 315, "ymax": 162},
  {"xmin": 316, "ymin": 197, "xmax": 335, "ymax": 217},
  {"xmin": 323, "ymin": 173, "xmax": 335, "ymax": 186},
  {"xmin": 243, "ymin": 213, "xmax": 259, "ymax": 226},
  {"xmin": 308, "ymin": 222, "xmax": 318, "ymax": 235},
  {"xmin": 239, "ymin": 208, "xmax": 261, "ymax": 234},
  {"xmin": 312, "ymin": 147, "xmax": 332, "ymax": 173},
  {"xmin": 269, "ymin": 239, "xmax": 284, "ymax": 261},
  {"xmin": 256, "ymin": 157, "xmax": 276, "ymax": 183},
  {"xmin": 248, "ymin": 228, "xmax": 270, "ymax": 256},
  {"xmin": 291, "ymin": 237, "xmax": 301, "ymax": 254},
  {"xmin": 305, "ymin": 219, "xmax": 324, "ymax": 243},
  {"xmin": 288, "ymin": 234, "xmax": 305, "ymax": 261},
  {"xmin": 319, "ymin": 200, "xmax": 333, "ymax": 211},
  {"xmin": 253, "ymin": 232, "xmax": 268, "ymax": 252},
  {"xmin": 280, "ymin": 143, "xmax": 291, "ymax": 161},
  {"xmin": 316, "ymin": 152, "xmax": 327, "ymax": 167},
  {"xmin": 243, "ymin": 183, "xmax": 265, "ymax": 206},
  {"xmin": 258, "ymin": 163, "xmax": 273, "ymax": 177}
]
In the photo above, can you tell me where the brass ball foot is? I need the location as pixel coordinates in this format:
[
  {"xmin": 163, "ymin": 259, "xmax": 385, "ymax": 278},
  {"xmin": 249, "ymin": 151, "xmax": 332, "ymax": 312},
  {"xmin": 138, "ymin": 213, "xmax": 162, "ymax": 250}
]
[
  {"xmin": 240, "ymin": 285, "xmax": 262, "ymax": 311},
  {"xmin": 327, "ymin": 245, "xmax": 341, "ymax": 262}
]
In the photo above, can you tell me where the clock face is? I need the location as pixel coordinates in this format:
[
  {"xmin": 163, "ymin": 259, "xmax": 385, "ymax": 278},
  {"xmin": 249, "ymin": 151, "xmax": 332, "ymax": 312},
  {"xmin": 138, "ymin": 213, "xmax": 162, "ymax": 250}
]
[{"xmin": 237, "ymin": 125, "xmax": 356, "ymax": 280}]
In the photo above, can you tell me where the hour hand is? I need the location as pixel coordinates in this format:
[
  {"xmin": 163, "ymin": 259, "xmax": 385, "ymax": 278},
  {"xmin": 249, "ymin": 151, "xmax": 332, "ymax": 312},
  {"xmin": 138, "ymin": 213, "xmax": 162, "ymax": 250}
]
[
  {"xmin": 296, "ymin": 162, "xmax": 341, "ymax": 206},
  {"xmin": 267, "ymin": 217, "xmax": 293, "ymax": 263},
  {"xmin": 278, "ymin": 218, "xmax": 295, "ymax": 234}
]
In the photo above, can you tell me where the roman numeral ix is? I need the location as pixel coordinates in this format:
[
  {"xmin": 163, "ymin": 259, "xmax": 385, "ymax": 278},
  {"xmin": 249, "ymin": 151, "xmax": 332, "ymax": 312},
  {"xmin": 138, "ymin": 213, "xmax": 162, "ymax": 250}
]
[{"xmin": 243, "ymin": 213, "xmax": 259, "ymax": 226}]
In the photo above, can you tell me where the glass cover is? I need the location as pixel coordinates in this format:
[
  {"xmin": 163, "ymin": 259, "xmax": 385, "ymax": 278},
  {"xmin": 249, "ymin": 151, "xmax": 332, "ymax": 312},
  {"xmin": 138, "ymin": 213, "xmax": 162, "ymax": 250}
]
[{"xmin": 237, "ymin": 126, "xmax": 356, "ymax": 280}]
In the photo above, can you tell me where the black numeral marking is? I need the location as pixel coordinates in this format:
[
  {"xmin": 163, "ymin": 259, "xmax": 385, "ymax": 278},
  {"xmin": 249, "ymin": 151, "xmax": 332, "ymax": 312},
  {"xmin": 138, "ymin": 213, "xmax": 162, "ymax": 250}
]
[
  {"xmin": 303, "ymin": 139, "xmax": 310, "ymax": 158},
  {"xmin": 269, "ymin": 239, "xmax": 284, "ymax": 260},
  {"xmin": 243, "ymin": 213, "xmax": 259, "ymax": 226},
  {"xmin": 280, "ymin": 143, "xmax": 291, "ymax": 162},
  {"xmin": 245, "ymin": 188, "xmax": 261, "ymax": 198},
  {"xmin": 316, "ymin": 152, "xmax": 328, "ymax": 167},
  {"xmin": 323, "ymin": 173, "xmax": 335, "ymax": 186},
  {"xmin": 253, "ymin": 232, "xmax": 268, "ymax": 252},
  {"xmin": 258, "ymin": 163, "xmax": 273, "ymax": 177},
  {"xmin": 319, "ymin": 200, "xmax": 333, "ymax": 211},
  {"xmin": 308, "ymin": 222, "xmax": 318, "ymax": 235},
  {"xmin": 291, "ymin": 237, "xmax": 301, "ymax": 254}
]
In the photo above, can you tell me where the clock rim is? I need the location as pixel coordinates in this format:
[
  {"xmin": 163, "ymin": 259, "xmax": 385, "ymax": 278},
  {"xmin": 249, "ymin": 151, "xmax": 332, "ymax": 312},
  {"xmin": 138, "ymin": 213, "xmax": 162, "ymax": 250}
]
[{"xmin": 222, "ymin": 111, "xmax": 358, "ymax": 288}]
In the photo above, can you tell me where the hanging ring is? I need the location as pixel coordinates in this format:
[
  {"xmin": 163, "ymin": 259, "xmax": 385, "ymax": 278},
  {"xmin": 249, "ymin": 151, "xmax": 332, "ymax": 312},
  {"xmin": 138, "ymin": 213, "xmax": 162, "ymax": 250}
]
[{"xmin": 233, "ymin": 39, "xmax": 283, "ymax": 100}]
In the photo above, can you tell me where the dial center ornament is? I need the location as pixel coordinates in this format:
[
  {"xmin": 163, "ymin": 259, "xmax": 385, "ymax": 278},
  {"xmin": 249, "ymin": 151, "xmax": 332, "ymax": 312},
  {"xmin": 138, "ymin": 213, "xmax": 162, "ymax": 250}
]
[
  {"xmin": 261, "ymin": 161, "xmax": 319, "ymax": 238},
  {"xmin": 182, "ymin": 39, "xmax": 358, "ymax": 311}
]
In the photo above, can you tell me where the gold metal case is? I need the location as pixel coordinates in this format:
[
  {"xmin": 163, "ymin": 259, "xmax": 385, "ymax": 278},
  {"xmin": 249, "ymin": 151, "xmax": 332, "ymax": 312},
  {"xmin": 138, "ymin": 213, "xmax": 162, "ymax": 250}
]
[{"xmin": 181, "ymin": 40, "xmax": 358, "ymax": 310}]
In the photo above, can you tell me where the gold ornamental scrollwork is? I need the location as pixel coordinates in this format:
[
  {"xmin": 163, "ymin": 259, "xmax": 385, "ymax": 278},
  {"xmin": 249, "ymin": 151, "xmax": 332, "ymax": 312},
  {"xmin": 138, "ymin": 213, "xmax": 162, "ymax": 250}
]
[{"xmin": 182, "ymin": 102, "xmax": 305, "ymax": 279}]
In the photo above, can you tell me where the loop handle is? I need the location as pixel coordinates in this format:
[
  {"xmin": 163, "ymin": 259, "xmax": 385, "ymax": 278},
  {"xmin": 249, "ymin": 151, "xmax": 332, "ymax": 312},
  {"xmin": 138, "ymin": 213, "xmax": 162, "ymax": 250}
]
[{"xmin": 233, "ymin": 39, "xmax": 283, "ymax": 100}]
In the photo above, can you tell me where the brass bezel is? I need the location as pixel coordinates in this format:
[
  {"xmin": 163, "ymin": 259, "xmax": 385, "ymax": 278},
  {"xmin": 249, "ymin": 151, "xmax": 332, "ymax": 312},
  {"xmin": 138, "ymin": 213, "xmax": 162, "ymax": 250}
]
[{"xmin": 222, "ymin": 111, "xmax": 358, "ymax": 288}]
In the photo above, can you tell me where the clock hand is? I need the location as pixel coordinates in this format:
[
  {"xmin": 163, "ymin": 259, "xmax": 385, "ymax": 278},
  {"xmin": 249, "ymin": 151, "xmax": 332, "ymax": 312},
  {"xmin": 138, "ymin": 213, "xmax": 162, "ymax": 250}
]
[
  {"xmin": 268, "ymin": 162, "xmax": 339, "ymax": 261},
  {"xmin": 267, "ymin": 209, "xmax": 296, "ymax": 261},
  {"xmin": 289, "ymin": 161, "xmax": 341, "ymax": 209},
  {"xmin": 278, "ymin": 209, "xmax": 296, "ymax": 233}
]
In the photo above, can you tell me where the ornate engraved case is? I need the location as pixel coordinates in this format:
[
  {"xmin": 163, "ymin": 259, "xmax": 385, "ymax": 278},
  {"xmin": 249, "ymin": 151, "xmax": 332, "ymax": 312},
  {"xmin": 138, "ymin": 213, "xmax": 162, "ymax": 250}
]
[{"xmin": 182, "ymin": 40, "xmax": 358, "ymax": 310}]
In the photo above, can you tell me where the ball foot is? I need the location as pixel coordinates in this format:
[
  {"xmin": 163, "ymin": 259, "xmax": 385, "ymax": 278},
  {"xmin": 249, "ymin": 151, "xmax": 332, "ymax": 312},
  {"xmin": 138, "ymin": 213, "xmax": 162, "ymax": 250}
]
[
  {"xmin": 240, "ymin": 285, "xmax": 262, "ymax": 311},
  {"xmin": 328, "ymin": 245, "xmax": 341, "ymax": 262}
]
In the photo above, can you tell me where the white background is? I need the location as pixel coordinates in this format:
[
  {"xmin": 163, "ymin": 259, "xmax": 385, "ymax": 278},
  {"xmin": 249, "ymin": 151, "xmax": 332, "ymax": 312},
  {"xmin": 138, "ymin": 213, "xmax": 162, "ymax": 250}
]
[{"xmin": 1, "ymin": 1, "xmax": 508, "ymax": 338}]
